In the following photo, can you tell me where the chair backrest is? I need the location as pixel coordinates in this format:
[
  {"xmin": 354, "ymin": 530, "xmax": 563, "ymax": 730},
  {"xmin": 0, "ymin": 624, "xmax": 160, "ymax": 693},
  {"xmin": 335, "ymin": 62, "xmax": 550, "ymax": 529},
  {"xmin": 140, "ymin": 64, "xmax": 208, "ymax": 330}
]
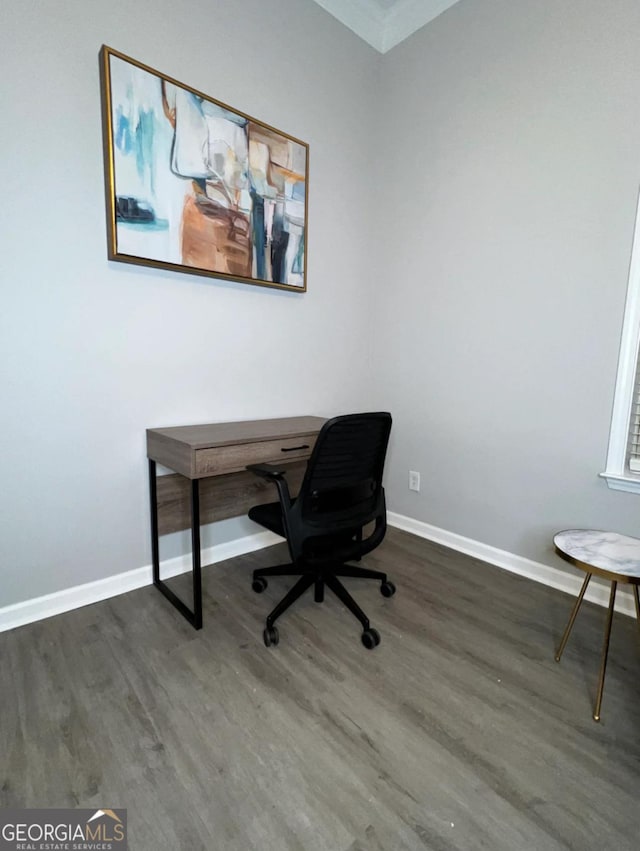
[{"xmin": 291, "ymin": 413, "xmax": 392, "ymax": 559}]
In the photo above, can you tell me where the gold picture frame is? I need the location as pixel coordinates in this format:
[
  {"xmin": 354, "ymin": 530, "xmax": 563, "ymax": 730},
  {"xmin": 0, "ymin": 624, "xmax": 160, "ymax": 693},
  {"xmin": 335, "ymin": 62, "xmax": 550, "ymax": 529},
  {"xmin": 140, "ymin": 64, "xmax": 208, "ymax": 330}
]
[{"xmin": 99, "ymin": 46, "xmax": 309, "ymax": 292}]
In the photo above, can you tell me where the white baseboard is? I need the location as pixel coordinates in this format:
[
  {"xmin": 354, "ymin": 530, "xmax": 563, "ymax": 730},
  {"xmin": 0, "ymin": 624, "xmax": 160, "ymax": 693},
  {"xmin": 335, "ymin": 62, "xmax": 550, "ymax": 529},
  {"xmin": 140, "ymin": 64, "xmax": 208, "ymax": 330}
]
[
  {"xmin": 387, "ymin": 512, "xmax": 637, "ymax": 618},
  {"xmin": 0, "ymin": 530, "xmax": 281, "ymax": 634},
  {"xmin": 2, "ymin": 514, "xmax": 635, "ymax": 635}
]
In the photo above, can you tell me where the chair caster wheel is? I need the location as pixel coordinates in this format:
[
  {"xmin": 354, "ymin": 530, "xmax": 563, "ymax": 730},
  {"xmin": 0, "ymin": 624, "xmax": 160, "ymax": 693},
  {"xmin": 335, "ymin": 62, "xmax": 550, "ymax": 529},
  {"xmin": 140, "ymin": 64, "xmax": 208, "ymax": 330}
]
[
  {"xmin": 380, "ymin": 580, "xmax": 396, "ymax": 598},
  {"xmin": 252, "ymin": 577, "xmax": 268, "ymax": 593},
  {"xmin": 263, "ymin": 626, "xmax": 279, "ymax": 647},
  {"xmin": 361, "ymin": 628, "xmax": 381, "ymax": 649}
]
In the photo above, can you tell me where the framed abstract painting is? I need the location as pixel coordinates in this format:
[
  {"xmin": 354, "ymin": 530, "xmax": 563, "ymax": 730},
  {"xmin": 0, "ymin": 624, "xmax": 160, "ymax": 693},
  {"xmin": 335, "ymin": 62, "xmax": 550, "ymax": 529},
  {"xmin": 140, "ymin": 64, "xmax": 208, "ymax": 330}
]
[{"xmin": 99, "ymin": 46, "xmax": 309, "ymax": 292}]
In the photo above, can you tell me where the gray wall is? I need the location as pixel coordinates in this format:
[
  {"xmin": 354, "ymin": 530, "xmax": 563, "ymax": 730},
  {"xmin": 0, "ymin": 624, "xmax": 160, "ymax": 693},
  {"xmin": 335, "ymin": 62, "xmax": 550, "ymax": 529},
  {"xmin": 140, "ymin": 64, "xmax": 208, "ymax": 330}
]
[
  {"xmin": 0, "ymin": 0, "xmax": 379, "ymax": 607},
  {"xmin": 3, "ymin": 0, "xmax": 640, "ymax": 611},
  {"xmin": 373, "ymin": 0, "xmax": 640, "ymax": 565}
]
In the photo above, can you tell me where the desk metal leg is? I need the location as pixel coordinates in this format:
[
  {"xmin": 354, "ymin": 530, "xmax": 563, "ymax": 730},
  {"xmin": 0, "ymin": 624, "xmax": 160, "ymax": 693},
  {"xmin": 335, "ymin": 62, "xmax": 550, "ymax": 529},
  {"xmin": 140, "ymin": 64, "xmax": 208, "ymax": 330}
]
[
  {"xmin": 190, "ymin": 479, "xmax": 203, "ymax": 629},
  {"xmin": 633, "ymin": 584, "xmax": 640, "ymax": 637},
  {"xmin": 149, "ymin": 459, "xmax": 161, "ymax": 586},
  {"xmin": 149, "ymin": 459, "xmax": 203, "ymax": 630}
]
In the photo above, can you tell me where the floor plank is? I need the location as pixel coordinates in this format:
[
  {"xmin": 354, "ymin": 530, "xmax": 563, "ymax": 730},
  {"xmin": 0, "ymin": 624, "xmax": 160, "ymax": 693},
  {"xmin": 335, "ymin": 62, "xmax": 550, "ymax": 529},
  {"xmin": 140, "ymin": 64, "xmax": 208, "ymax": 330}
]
[{"xmin": 1, "ymin": 528, "xmax": 639, "ymax": 850}]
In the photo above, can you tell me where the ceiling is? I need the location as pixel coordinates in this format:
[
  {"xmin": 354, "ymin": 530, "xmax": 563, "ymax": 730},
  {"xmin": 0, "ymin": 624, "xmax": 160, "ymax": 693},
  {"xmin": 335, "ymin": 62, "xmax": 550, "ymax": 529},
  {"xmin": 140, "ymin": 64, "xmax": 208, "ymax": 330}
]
[{"xmin": 311, "ymin": 0, "xmax": 462, "ymax": 53}]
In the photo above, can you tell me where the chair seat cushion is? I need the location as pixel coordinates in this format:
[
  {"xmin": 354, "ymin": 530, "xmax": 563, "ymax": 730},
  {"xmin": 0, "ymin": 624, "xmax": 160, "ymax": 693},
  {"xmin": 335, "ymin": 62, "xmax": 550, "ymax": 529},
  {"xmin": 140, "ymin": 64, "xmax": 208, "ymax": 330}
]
[
  {"xmin": 249, "ymin": 499, "xmax": 365, "ymax": 561},
  {"xmin": 248, "ymin": 501, "xmax": 285, "ymax": 535}
]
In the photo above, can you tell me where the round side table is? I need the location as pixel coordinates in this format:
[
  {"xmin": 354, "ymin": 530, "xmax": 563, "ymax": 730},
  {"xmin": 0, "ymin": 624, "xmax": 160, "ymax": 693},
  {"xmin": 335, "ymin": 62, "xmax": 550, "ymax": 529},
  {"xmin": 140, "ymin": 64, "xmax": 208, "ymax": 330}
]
[{"xmin": 553, "ymin": 530, "xmax": 640, "ymax": 721}]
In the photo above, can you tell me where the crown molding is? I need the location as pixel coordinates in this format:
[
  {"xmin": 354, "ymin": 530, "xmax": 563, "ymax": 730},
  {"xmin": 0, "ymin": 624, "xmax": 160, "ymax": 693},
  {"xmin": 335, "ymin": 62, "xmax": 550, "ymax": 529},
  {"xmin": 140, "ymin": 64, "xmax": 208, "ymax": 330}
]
[
  {"xmin": 312, "ymin": 0, "xmax": 461, "ymax": 54},
  {"xmin": 313, "ymin": 0, "xmax": 387, "ymax": 52},
  {"xmin": 383, "ymin": 0, "xmax": 462, "ymax": 51}
]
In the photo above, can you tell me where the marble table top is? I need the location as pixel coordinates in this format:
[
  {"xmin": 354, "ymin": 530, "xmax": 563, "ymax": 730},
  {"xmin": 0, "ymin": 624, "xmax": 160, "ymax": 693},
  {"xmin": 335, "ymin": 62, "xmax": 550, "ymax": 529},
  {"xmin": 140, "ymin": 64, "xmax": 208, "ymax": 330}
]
[{"xmin": 554, "ymin": 529, "xmax": 640, "ymax": 579}]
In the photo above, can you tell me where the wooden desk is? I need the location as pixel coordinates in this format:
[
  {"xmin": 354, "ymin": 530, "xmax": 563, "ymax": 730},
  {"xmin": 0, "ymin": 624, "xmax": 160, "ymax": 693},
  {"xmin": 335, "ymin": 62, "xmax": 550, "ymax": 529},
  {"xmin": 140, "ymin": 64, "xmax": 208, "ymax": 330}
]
[{"xmin": 147, "ymin": 416, "xmax": 325, "ymax": 629}]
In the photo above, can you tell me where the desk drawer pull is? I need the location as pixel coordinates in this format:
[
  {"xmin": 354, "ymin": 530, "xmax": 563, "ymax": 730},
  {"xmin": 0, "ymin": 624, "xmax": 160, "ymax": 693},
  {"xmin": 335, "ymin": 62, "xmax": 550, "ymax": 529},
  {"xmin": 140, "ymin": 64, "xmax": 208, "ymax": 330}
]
[{"xmin": 281, "ymin": 444, "xmax": 310, "ymax": 452}]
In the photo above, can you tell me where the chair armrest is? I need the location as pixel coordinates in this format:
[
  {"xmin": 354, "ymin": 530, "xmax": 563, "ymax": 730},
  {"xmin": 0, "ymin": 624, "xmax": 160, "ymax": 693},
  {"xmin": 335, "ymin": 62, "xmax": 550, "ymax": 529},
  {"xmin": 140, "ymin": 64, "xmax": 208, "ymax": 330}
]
[
  {"xmin": 246, "ymin": 462, "xmax": 288, "ymax": 480},
  {"xmin": 247, "ymin": 463, "xmax": 293, "ymax": 514}
]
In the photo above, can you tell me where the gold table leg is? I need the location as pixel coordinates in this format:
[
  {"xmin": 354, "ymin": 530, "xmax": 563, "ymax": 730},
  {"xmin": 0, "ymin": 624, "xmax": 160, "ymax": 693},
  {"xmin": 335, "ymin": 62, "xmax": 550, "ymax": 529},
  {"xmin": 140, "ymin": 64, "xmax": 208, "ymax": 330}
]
[
  {"xmin": 593, "ymin": 581, "xmax": 617, "ymax": 723},
  {"xmin": 555, "ymin": 573, "xmax": 591, "ymax": 662}
]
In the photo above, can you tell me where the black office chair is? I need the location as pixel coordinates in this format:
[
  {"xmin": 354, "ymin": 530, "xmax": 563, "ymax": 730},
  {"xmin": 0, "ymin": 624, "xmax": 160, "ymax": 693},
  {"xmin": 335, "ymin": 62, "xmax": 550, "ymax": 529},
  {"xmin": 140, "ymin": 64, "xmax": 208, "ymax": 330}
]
[{"xmin": 246, "ymin": 412, "xmax": 395, "ymax": 649}]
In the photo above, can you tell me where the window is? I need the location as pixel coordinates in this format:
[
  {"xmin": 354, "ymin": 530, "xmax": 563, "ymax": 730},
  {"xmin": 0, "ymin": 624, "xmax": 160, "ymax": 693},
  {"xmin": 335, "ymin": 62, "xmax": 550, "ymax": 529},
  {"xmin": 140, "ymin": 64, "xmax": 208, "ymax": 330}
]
[{"xmin": 602, "ymin": 192, "xmax": 640, "ymax": 493}]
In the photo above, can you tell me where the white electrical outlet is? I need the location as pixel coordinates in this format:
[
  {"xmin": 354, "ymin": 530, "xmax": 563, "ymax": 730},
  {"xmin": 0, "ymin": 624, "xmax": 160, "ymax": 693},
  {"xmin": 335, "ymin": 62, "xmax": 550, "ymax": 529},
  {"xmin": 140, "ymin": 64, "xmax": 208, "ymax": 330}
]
[{"xmin": 409, "ymin": 470, "xmax": 421, "ymax": 492}]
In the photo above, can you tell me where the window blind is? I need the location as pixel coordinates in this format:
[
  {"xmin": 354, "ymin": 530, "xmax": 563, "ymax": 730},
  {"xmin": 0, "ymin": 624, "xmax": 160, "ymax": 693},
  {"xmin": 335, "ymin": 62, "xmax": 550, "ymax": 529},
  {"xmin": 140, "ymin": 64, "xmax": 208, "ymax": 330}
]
[{"xmin": 627, "ymin": 350, "xmax": 640, "ymax": 471}]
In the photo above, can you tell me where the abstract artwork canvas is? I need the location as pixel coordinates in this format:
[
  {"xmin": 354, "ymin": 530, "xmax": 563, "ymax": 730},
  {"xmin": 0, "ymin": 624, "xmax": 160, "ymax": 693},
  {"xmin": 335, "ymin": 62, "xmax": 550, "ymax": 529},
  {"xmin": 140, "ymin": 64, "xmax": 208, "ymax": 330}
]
[{"xmin": 100, "ymin": 46, "xmax": 309, "ymax": 291}]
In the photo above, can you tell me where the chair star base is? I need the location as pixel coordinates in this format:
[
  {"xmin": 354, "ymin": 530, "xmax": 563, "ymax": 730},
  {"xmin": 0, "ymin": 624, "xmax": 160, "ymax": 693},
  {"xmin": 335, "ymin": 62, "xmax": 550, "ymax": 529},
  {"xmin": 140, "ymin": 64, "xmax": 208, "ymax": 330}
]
[{"xmin": 252, "ymin": 562, "xmax": 395, "ymax": 648}]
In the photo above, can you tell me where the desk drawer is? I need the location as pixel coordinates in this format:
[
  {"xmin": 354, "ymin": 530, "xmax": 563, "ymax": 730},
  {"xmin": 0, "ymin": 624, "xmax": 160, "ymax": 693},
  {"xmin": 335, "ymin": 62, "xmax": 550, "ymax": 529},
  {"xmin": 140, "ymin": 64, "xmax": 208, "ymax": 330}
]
[{"xmin": 194, "ymin": 433, "xmax": 317, "ymax": 477}]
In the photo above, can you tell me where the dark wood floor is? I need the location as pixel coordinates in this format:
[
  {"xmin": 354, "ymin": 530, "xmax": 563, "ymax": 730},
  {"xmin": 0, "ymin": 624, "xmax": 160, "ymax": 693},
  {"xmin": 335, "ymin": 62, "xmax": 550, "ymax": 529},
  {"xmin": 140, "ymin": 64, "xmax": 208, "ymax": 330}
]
[{"xmin": 2, "ymin": 528, "xmax": 640, "ymax": 850}]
